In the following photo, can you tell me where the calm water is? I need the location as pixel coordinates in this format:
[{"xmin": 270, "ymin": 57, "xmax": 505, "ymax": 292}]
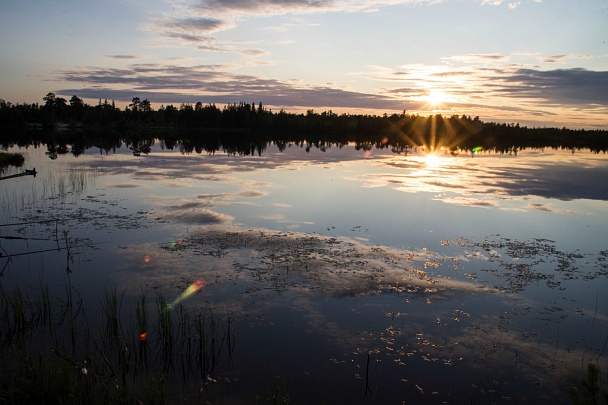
[{"xmin": 1, "ymin": 142, "xmax": 607, "ymax": 403}]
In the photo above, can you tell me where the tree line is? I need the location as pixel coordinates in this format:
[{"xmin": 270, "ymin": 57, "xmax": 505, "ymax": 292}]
[{"xmin": 1, "ymin": 92, "xmax": 607, "ymax": 154}]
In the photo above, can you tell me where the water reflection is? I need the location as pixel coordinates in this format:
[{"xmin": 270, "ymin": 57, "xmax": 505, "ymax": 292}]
[
  {"xmin": 109, "ymin": 227, "xmax": 607, "ymax": 402},
  {"xmin": 1, "ymin": 143, "xmax": 607, "ymax": 403},
  {"xmin": 370, "ymin": 150, "xmax": 608, "ymax": 203}
]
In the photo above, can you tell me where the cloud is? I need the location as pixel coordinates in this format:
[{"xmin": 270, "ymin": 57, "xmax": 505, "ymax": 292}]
[
  {"xmin": 54, "ymin": 12, "xmax": 608, "ymax": 128},
  {"xmin": 163, "ymin": 17, "xmax": 227, "ymax": 33},
  {"xmin": 147, "ymin": 16, "xmax": 233, "ymax": 44},
  {"xmin": 497, "ymin": 68, "xmax": 608, "ymax": 105},
  {"xmin": 264, "ymin": 21, "xmax": 319, "ymax": 32},
  {"xmin": 150, "ymin": 0, "xmax": 430, "ymax": 51},
  {"xmin": 56, "ymin": 62, "xmax": 405, "ymax": 110},
  {"xmin": 543, "ymin": 54, "xmax": 567, "ymax": 63},
  {"xmin": 239, "ymin": 49, "xmax": 269, "ymax": 56},
  {"xmin": 238, "ymin": 190, "xmax": 267, "ymax": 197},
  {"xmin": 195, "ymin": 0, "xmax": 332, "ymax": 14},
  {"xmin": 191, "ymin": 0, "xmax": 438, "ymax": 17},
  {"xmin": 359, "ymin": 57, "xmax": 608, "ymax": 124},
  {"xmin": 105, "ymin": 55, "xmax": 141, "ymax": 60},
  {"xmin": 481, "ymin": 0, "xmax": 543, "ymax": 7}
]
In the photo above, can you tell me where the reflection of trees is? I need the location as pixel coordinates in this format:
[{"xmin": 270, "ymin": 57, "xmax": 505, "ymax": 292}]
[{"xmin": 1, "ymin": 94, "xmax": 608, "ymax": 154}]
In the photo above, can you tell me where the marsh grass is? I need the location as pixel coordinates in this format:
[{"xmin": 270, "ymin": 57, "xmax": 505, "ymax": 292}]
[
  {"xmin": 1, "ymin": 167, "xmax": 95, "ymax": 224},
  {"xmin": 262, "ymin": 375, "xmax": 292, "ymax": 405},
  {"xmin": 569, "ymin": 363, "xmax": 608, "ymax": 405},
  {"xmin": 0, "ymin": 281, "xmax": 238, "ymax": 404}
]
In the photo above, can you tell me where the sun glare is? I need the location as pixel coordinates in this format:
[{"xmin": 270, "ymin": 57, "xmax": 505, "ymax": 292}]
[
  {"xmin": 421, "ymin": 151, "xmax": 443, "ymax": 167},
  {"xmin": 426, "ymin": 91, "xmax": 445, "ymax": 108}
]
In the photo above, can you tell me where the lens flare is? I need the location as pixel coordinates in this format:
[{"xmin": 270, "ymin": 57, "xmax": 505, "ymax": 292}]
[{"xmin": 167, "ymin": 279, "xmax": 206, "ymax": 310}]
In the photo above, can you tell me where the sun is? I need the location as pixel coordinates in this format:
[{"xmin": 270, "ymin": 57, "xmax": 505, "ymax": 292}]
[{"xmin": 426, "ymin": 91, "xmax": 445, "ymax": 108}]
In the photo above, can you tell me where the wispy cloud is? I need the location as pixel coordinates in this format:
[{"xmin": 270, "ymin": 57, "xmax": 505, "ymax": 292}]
[
  {"xmin": 147, "ymin": 0, "xmax": 440, "ymax": 48},
  {"xmin": 55, "ymin": 62, "xmax": 405, "ymax": 109},
  {"xmin": 264, "ymin": 20, "xmax": 320, "ymax": 32},
  {"xmin": 481, "ymin": 0, "xmax": 537, "ymax": 7},
  {"xmin": 142, "ymin": 15, "xmax": 234, "ymax": 47},
  {"xmin": 497, "ymin": 68, "xmax": 608, "ymax": 105},
  {"xmin": 542, "ymin": 54, "xmax": 591, "ymax": 63},
  {"xmin": 162, "ymin": 17, "xmax": 227, "ymax": 33},
  {"xmin": 105, "ymin": 55, "xmax": 141, "ymax": 60},
  {"xmin": 190, "ymin": 0, "xmax": 442, "ymax": 17},
  {"xmin": 195, "ymin": 0, "xmax": 332, "ymax": 14}
]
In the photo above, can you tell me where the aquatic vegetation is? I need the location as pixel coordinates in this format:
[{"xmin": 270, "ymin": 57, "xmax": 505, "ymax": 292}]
[
  {"xmin": 569, "ymin": 364, "xmax": 608, "ymax": 405},
  {"xmin": 0, "ymin": 282, "xmax": 237, "ymax": 403}
]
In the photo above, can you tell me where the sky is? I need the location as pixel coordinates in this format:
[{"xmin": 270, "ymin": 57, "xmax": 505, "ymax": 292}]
[{"xmin": 1, "ymin": 0, "xmax": 607, "ymax": 129}]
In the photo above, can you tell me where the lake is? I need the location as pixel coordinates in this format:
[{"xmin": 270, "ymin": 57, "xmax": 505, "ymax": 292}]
[{"xmin": 1, "ymin": 141, "xmax": 607, "ymax": 403}]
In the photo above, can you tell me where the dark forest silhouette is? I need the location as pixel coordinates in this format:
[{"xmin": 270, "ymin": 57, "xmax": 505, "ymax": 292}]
[{"xmin": 1, "ymin": 92, "xmax": 607, "ymax": 156}]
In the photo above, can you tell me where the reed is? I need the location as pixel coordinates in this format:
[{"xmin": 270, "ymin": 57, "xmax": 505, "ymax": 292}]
[
  {"xmin": 568, "ymin": 363, "xmax": 608, "ymax": 405},
  {"xmin": 155, "ymin": 293, "xmax": 175, "ymax": 372},
  {"xmin": 265, "ymin": 375, "xmax": 292, "ymax": 405},
  {"xmin": 0, "ymin": 280, "xmax": 240, "ymax": 404},
  {"xmin": 100, "ymin": 287, "xmax": 123, "ymax": 352},
  {"xmin": 195, "ymin": 311, "xmax": 207, "ymax": 379},
  {"xmin": 38, "ymin": 276, "xmax": 53, "ymax": 335},
  {"xmin": 134, "ymin": 293, "xmax": 149, "ymax": 370},
  {"xmin": 1, "ymin": 284, "xmax": 33, "ymax": 349}
]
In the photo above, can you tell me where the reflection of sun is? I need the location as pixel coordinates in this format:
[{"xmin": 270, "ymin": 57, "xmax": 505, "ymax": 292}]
[{"xmin": 421, "ymin": 151, "xmax": 443, "ymax": 167}]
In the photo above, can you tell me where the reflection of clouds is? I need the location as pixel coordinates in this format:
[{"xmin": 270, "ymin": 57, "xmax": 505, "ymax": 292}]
[
  {"xmin": 440, "ymin": 196, "xmax": 497, "ymax": 207},
  {"xmin": 528, "ymin": 203, "xmax": 575, "ymax": 214},
  {"xmin": 424, "ymin": 180, "xmax": 467, "ymax": 189},
  {"xmin": 115, "ymin": 227, "xmax": 484, "ymax": 307},
  {"xmin": 168, "ymin": 209, "xmax": 233, "ymax": 225},
  {"xmin": 260, "ymin": 214, "xmax": 314, "ymax": 227},
  {"xmin": 159, "ymin": 198, "xmax": 234, "ymax": 225},
  {"xmin": 370, "ymin": 151, "xmax": 608, "ymax": 209},
  {"xmin": 168, "ymin": 201, "xmax": 214, "ymax": 210},
  {"xmin": 387, "ymin": 311, "xmax": 608, "ymax": 399},
  {"xmin": 109, "ymin": 183, "xmax": 143, "ymax": 188},
  {"xmin": 111, "ymin": 226, "xmax": 608, "ymax": 401}
]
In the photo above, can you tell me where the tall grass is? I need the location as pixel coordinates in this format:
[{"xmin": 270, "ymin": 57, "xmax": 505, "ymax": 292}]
[
  {"xmin": 0, "ymin": 167, "xmax": 96, "ymax": 224},
  {"xmin": 0, "ymin": 281, "xmax": 237, "ymax": 404}
]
